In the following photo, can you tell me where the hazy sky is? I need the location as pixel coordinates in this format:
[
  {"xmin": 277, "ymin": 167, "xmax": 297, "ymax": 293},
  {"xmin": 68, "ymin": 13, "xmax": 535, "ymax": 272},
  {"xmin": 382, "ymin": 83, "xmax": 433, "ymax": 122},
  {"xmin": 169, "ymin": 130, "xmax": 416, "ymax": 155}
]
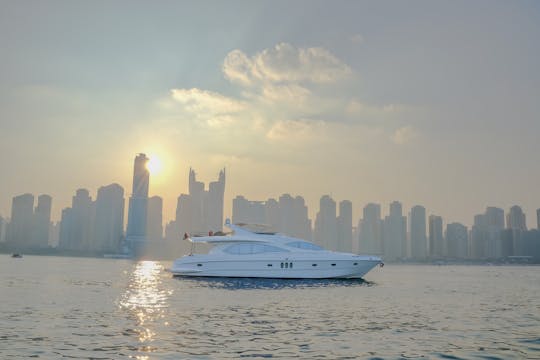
[{"xmin": 1, "ymin": 0, "xmax": 539, "ymax": 227}]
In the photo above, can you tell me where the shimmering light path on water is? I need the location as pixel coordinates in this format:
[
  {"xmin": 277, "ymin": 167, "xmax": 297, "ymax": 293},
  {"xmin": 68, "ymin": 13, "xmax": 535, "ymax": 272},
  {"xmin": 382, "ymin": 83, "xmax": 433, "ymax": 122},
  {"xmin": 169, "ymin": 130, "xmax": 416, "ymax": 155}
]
[{"xmin": 1, "ymin": 256, "xmax": 539, "ymax": 359}]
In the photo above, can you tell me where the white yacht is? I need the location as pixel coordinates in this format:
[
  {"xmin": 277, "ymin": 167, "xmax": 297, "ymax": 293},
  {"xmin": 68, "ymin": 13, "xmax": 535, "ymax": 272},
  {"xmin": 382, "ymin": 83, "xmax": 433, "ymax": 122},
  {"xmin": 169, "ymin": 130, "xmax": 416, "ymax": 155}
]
[{"xmin": 170, "ymin": 221, "xmax": 382, "ymax": 279}]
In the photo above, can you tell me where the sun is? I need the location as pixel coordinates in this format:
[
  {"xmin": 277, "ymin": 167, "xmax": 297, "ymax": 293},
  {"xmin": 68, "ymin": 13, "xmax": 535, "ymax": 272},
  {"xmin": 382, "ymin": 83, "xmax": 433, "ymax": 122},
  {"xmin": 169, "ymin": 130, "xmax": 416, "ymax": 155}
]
[{"xmin": 146, "ymin": 156, "xmax": 162, "ymax": 175}]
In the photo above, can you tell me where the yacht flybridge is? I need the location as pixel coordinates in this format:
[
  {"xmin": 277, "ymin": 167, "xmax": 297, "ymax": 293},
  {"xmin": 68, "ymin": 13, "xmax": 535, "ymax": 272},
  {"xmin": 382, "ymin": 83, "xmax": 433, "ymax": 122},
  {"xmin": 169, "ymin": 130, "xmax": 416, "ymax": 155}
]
[{"xmin": 170, "ymin": 220, "xmax": 382, "ymax": 279}]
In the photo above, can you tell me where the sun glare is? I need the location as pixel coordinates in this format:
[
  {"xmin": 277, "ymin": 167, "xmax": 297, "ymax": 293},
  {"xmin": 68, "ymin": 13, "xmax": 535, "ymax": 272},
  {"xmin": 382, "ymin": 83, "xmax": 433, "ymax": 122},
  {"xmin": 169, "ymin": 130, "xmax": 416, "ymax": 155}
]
[{"xmin": 146, "ymin": 156, "xmax": 162, "ymax": 175}]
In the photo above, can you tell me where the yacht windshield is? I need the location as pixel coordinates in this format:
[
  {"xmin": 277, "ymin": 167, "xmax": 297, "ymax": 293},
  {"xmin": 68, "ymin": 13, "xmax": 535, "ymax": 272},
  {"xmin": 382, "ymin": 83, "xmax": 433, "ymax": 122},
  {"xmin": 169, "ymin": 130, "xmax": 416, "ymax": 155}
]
[
  {"xmin": 224, "ymin": 243, "xmax": 289, "ymax": 255},
  {"xmin": 286, "ymin": 241, "xmax": 323, "ymax": 250}
]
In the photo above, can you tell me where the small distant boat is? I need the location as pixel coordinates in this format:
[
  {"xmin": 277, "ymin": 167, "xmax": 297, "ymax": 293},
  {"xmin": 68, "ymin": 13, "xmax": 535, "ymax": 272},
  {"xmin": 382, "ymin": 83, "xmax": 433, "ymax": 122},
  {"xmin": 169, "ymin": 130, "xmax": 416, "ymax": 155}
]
[{"xmin": 11, "ymin": 253, "xmax": 23, "ymax": 258}]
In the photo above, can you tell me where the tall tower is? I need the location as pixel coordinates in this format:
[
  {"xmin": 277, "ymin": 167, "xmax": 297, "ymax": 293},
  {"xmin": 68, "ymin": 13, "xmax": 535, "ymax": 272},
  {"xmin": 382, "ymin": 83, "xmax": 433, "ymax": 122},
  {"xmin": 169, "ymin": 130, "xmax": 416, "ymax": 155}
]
[
  {"xmin": 314, "ymin": 195, "xmax": 337, "ymax": 249},
  {"xmin": 6, "ymin": 194, "xmax": 34, "ymax": 249},
  {"xmin": 429, "ymin": 215, "xmax": 444, "ymax": 258},
  {"xmin": 359, "ymin": 203, "xmax": 382, "ymax": 255},
  {"xmin": 174, "ymin": 168, "xmax": 226, "ymax": 237},
  {"xmin": 147, "ymin": 196, "xmax": 164, "ymax": 242},
  {"xmin": 409, "ymin": 205, "xmax": 427, "ymax": 260},
  {"xmin": 126, "ymin": 153, "xmax": 150, "ymax": 254},
  {"xmin": 33, "ymin": 194, "xmax": 52, "ymax": 248},
  {"xmin": 446, "ymin": 222, "xmax": 468, "ymax": 259},
  {"xmin": 58, "ymin": 189, "xmax": 94, "ymax": 252},
  {"xmin": 337, "ymin": 200, "xmax": 353, "ymax": 252},
  {"xmin": 206, "ymin": 169, "xmax": 226, "ymax": 232},
  {"xmin": 94, "ymin": 183, "xmax": 124, "ymax": 253},
  {"xmin": 383, "ymin": 201, "xmax": 407, "ymax": 261}
]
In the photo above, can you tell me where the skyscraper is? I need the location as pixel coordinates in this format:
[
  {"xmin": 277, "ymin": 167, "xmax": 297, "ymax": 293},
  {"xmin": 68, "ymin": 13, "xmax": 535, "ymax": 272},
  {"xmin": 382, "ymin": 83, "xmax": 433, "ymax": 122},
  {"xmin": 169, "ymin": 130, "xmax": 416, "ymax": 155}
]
[
  {"xmin": 382, "ymin": 201, "xmax": 407, "ymax": 261},
  {"xmin": 0, "ymin": 215, "xmax": 5, "ymax": 243},
  {"xmin": 59, "ymin": 189, "xmax": 95, "ymax": 251},
  {"xmin": 232, "ymin": 195, "xmax": 266, "ymax": 225},
  {"xmin": 206, "ymin": 169, "xmax": 226, "ymax": 232},
  {"xmin": 6, "ymin": 194, "xmax": 34, "ymax": 249},
  {"xmin": 358, "ymin": 203, "xmax": 382, "ymax": 255},
  {"xmin": 292, "ymin": 196, "xmax": 312, "ymax": 241},
  {"xmin": 505, "ymin": 205, "xmax": 527, "ymax": 258},
  {"xmin": 147, "ymin": 196, "xmax": 163, "ymax": 242},
  {"xmin": 314, "ymin": 195, "xmax": 337, "ymax": 250},
  {"xmin": 409, "ymin": 205, "xmax": 427, "ymax": 260},
  {"xmin": 126, "ymin": 153, "xmax": 150, "ymax": 252},
  {"xmin": 32, "ymin": 194, "xmax": 52, "ymax": 248},
  {"xmin": 446, "ymin": 222, "xmax": 468, "ymax": 259},
  {"xmin": 94, "ymin": 183, "xmax": 124, "ymax": 253},
  {"xmin": 231, "ymin": 194, "xmax": 311, "ymax": 240},
  {"xmin": 506, "ymin": 205, "xmax": 527, "ymax": 231},
  {"xmin": 174, "ymin": 168, "xmax": 226, "ymax": 237},
  {"xmin": 471, "ymin": 214, "xmax": 487, "ymax": 259},
  {"xmin": 485, "ymin": 207, "xmax": 504, "ymax": 259},
  {"xmin": 429, "ymin": 215, "xmax": 444, "ymax": 258},
  {"xmin": 336, "ymin": 200, "xmax": 352, "ymax": 252}
]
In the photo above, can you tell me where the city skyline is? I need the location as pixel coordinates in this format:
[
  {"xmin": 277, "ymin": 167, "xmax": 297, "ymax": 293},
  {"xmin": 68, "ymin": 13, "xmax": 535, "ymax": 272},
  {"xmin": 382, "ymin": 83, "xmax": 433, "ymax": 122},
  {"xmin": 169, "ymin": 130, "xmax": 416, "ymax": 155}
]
[
  {"xmin": 1, "ymin": 153, "xmax": 539, "ymax": 261},
  {"xmin": 1, "ymin": 1, "xmax": 540, "ymax": 229}
]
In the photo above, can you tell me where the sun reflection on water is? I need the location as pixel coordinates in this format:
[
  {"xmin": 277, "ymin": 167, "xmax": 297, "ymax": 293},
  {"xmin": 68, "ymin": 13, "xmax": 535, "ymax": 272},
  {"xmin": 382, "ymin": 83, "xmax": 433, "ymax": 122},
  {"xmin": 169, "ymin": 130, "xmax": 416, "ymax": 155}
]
[{"xmin": 119, "ymin": 261, "xmax": 172, "ymax": 354}]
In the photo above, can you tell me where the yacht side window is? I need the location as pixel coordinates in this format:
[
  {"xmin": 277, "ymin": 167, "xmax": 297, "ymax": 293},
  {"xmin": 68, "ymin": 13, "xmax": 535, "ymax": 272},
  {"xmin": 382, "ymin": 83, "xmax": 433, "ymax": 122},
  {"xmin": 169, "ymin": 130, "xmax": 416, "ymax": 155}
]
[
  {"xmin": 224, "ymin": 243, "xmax": 288, "ymax": 255},
  {"xmin": 286, "ymin": 241, "xmax": 323, "ymax": 251}
]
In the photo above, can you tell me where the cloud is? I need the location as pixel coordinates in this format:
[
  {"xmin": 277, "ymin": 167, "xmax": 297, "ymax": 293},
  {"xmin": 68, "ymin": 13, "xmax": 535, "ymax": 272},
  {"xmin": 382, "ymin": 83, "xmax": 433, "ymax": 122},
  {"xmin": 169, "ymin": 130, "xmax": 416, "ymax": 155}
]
[
  {"xmin": 392, "ymin": 126, "xmax": 418, "ymax": 145},
  {"xmin": 160, "ymin": 43, "xmax": 419, "ymax": 155},
  {"xmin": 223, "ymin": 42, "xmax": 352, "ymax": 86},
  {"xmin": 266, "ymin": 119, "xmax": 326, "ymax": 142},
  {"xmin": 171, "ymin": 88, "xmax": 245, "ymax": 115},
  {"xmin": 350, "ymin": 33, "xmax": 364, "ymax": 44}
]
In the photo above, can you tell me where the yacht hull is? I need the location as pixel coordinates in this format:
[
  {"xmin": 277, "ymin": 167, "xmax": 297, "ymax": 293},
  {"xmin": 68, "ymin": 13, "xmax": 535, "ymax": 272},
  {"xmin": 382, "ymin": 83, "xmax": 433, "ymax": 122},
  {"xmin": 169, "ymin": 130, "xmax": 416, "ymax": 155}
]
[{"xmin": 170, "ymin": 255, "xmax": 381, "ymax": 279}]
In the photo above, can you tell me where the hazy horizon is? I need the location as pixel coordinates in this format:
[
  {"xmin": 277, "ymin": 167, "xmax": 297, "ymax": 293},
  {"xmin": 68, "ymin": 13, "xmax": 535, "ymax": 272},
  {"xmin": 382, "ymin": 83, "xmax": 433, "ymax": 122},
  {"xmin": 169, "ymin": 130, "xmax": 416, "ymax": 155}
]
[{"xmin": 1, "ymin": 0, "xmax": 539, "ymax": 227}]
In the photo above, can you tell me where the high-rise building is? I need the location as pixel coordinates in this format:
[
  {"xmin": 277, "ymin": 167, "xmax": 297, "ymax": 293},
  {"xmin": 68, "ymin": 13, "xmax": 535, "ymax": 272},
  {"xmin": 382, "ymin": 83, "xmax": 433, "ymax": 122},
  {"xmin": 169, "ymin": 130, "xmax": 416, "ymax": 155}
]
[
  {"xmin": 59, "ymin": 189, "xmax": 95, "ymax": 251},
  {"xmin": 505, "ymin": 205, "xmax": 527, "ymax": 258},
  {"xmin": 471, "ymin": 214, "xmax": 487, "ymax": 259},
  {"xmin": 519, "ymin": 229, "xmax": 540, "ymax": 261},
  {"xmin": 147, "ymin": 196, "xmax": 163, "ymax": 242},
  {"xmin": 470, "ymin": 207, "xmax": 504, "ymax": 260},
  {"xmin": 32, "ymin": 194, "xmax": 52, "ymax": 248},
  {"xmin": 358, "ymin": 203, "xmax": 382, "ymax": 255},
  {"xmin": 409, "ymin": 205, "xmax": 427, "ymax": 260},
  {"xmin": 174, "ymin": 168, "xmax": 226, "ymax": 237},
  {"xmin": 446, "ymin": 222, "xmax": 468, "ymax": 259},
  {"xmin": 6, "ymin": 194, "xmax": 34, "ymax": 249},
  {"xmin": 231, "ymin": 194, "xmax": 311, "ymax": 241},
  {"xmin": 382, "ymin": 201, "xmax": 407, "ymax": 261},
  {"xmin": 126, "ymin": 153, "xmax": 150, "ymax": 249},
  {"xmin": 292, "ymin": 196, "xmax": 312, "ymax": 241},
  {"xmin": 314, "ymin": 195, "xmax": 337, "ymax": 250},
  {"xmin": 265, "ymin": 198, "xmax": 280, "ymax": 230},
  {"xmin": 206, "ymin": 169, "xmax": 226, "ymax": 232},
  {"xmin": 232, "ymin": 196, "xmax": 266, "ymax": 225},
  {"xmin": 94, "ymin": 183, "xmax": 124, "ymax": 253},
  {"xmin": 336, "ymin": 200, "xmax": 352, "ymax": 252},
  {"xmin": 429, "ymin": 215, "xmax": 444, "ymax": 258},
  {"xmin": 485, "ymin": 207, "xmax": 504, "ymax": 259},
  {"xmin": 0, "ymin": 215, "xmax": 6, "ymax": 243},
  {"xmin": 506, "ymin": 205, "xmax": 527, "ymax": 231}
]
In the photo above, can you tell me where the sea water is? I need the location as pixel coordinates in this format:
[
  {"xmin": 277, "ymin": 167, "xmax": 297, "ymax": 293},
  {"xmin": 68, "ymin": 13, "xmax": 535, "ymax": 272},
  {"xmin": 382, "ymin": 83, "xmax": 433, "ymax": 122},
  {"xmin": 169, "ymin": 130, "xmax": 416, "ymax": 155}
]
[{"xmin": 1, "ymin": 256, "xmax": 539, "ymax": 359}]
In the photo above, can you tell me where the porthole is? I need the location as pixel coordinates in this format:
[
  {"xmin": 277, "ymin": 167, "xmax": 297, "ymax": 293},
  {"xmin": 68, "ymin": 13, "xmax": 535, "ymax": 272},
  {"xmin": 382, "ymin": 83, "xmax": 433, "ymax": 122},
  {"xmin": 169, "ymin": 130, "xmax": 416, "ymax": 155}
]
[
  {"xmin": 280, "ymin": 262, "xmax": 284, "ymax": 268},
  {"xmin": 197, "ymin": 264, "xmax": 203, "ymax": 267},
  {"xmin": 353, "ymin": 262, "xmax": 358, "ymax": 266},
  {"xmin": 312, "ymin": 264, "xmax": 317, "ymax": 267},
  {"xmin": 331, "ymin": 263, "xmax": 336, "ymax": 266},
  {"xmin": 267, "ymin": 264, "xmax": 273, "ymax": 267},
  {"xmin": 285, "ymin": 262, "xmax": 289, "ymax": 268},
  {"xmin": 290, "ymin": 262, "xmax": 293, "ymax": 268}
]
